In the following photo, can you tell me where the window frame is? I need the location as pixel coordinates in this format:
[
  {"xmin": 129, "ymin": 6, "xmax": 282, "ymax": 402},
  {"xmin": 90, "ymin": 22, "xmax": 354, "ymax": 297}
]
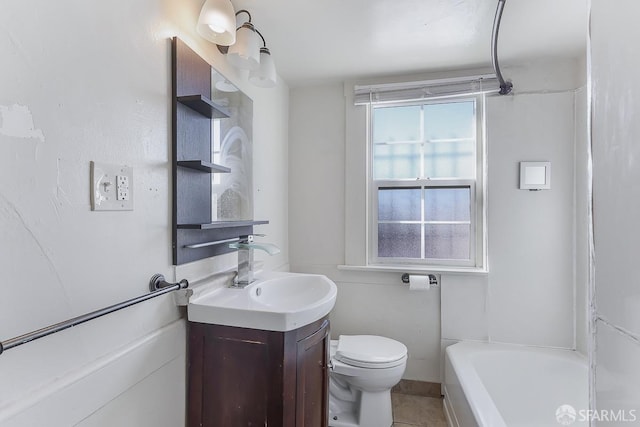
[{"xmin": 366, "ymin": 94, "xmax": 486, "ymax": 269}]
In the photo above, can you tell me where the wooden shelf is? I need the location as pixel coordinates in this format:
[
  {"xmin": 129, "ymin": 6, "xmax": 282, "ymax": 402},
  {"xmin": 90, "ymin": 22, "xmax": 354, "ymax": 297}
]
[
  {"xmin": 177, "ymin": 220, "xmax": 269, "ymax": 230},
  {"xmin": 177, "ymin": 95, "xmax": 230, "ymax": 119},
  {"xmin": 177, "ymin": 160, "xmax": 230, "ymax": 173}
]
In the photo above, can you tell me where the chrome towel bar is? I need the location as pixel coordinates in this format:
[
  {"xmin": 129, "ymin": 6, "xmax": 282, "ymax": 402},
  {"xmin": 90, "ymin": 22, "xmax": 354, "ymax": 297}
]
[
  {"xmin": 0, "ymin": 274, "xmax": 188, "ymax": 356},
  {"xmin": 184, "ymin": 237, "xmax": 240, "ymax": 249}
]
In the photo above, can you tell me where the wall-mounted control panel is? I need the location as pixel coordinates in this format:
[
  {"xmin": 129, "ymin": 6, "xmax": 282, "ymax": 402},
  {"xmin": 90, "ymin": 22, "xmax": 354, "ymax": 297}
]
[
  {"xmin": 519, "ymin": 161, "xmax": 551, "ymax": 191},
  {"xmin": 90, "ymin": 161, "xmax": 133, "ymax": 211}
]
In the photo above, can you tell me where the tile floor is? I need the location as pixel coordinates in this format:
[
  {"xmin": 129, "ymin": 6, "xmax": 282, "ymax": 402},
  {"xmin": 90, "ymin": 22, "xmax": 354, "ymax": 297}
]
[{"xmin": 391, "ymin": 393, "xmax": 448, "ymax": 427}]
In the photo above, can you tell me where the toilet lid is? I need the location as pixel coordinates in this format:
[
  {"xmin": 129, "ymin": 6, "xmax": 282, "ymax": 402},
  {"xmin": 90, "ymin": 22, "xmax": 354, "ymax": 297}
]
[{"xmin": 334, "ymin": 335, "xmax": 407, "ymax": 368}]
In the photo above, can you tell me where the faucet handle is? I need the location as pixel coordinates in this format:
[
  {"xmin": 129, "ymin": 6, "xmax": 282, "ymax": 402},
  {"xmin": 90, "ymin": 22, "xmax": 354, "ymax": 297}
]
[
  {"xmin": 238, "ymin": 233, "xmax": 266, "ymax": 244},
  {"xmin": 252, "ymin": 233, "xmax": 266, "ymax": 238}
]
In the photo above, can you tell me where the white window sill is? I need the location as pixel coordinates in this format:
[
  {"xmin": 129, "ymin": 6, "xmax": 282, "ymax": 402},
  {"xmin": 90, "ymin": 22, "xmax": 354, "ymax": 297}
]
[{"xmin": 337, "ymin": 264, "xmax": 488, "ymax": 275}]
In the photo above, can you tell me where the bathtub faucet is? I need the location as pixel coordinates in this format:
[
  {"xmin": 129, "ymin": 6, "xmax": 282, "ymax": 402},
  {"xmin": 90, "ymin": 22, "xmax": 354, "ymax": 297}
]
[{"xmin": 229, "ymin": 234, "xmax": 281, "ymax": 288}]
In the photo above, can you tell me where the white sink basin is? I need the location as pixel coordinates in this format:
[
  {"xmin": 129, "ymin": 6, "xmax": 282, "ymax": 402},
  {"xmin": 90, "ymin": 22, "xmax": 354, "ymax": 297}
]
[{"xmin": 188, "ymin": 271, "xmax": 337, "ymax": 332}]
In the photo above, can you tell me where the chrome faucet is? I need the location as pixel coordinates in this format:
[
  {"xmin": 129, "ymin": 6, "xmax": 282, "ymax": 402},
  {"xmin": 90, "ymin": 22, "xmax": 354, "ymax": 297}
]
[{"xmin": 229, "ymin": 234, "xmax": 281, "ymax": 288}]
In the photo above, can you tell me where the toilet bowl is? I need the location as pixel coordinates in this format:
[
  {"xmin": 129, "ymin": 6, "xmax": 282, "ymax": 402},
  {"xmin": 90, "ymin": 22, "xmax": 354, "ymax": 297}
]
[{"xmin": 328, "ymin": 335, "xmax": 408, "ymax": 427}]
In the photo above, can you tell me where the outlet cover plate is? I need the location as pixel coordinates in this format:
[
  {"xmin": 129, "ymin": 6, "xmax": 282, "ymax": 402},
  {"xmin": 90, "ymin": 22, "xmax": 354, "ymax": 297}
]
[{"xmin": 90, "ymin": 161, "xmax": 133, "ymax": 211}]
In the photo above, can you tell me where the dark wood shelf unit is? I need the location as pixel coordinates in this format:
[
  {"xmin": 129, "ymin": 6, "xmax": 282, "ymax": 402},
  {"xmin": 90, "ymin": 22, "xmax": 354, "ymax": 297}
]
[
  {"xmin": 172, "ymin": 37, "xmax": 267, "ymax": 265},
  {"xmin": 177, "ymin": 160, "xmax": 231, "ymax": 173},
  {"xmin": 177, "ymin": 95, "xmax": 230, "ymax": 119},
  {"xmin": 177, "ymin": 220, "xmax": 269, "ymax": 230}
]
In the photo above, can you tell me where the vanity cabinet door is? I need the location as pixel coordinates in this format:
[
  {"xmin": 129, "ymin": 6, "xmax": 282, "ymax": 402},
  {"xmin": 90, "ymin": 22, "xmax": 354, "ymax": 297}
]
[
  {"xmin": 187, "ymin": 323, "xmax": 285, "ymax": 427},
  {"xmin": 295, "ymin": 319, "xmax": 330, "ymax": 427},
  {"xmin": 187, "ymin": 317, "xmax": 330, "ymax": 427}
]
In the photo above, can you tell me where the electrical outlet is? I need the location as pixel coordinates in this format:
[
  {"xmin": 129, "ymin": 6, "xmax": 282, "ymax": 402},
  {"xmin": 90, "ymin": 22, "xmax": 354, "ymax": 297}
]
[
  {"xmin": 116, "ymin": 175, "xmax": 130, "ymax": 201},
  {"xmin": 90, "ymin": 161, "xmax": 133, "ymax": 211}
]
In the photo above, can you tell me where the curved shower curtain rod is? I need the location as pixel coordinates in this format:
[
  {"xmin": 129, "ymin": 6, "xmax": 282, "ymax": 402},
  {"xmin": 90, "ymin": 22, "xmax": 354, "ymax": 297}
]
[{"xmin": 492, "ymin": 0, "xmax": 513, "ymax": 95}]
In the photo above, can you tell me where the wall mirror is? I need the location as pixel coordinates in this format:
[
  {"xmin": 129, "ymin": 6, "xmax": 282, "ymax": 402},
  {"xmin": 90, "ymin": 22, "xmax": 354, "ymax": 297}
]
[{"xmin": 210, "ymin": 69, "xmax": 253, "ymax": 221}]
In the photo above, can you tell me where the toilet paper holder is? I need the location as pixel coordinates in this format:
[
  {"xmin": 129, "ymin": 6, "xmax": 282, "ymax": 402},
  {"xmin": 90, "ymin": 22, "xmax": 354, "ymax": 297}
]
[{"xmin": 401, "ymin": 273, "xmax": 439, "ymax": 287}]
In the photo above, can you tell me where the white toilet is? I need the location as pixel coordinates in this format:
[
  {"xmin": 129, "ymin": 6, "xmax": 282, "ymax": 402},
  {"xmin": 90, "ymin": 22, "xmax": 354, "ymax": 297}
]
[{"xmin": 328, "ymin": 335, "xmax": 408, "ymax": 427}]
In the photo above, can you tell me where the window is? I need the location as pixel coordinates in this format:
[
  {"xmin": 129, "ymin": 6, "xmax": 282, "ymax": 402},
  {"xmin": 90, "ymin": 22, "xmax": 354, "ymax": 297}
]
[{"xmin": 368, "ymin": 96, "xmax": 484, "ymax": 268}]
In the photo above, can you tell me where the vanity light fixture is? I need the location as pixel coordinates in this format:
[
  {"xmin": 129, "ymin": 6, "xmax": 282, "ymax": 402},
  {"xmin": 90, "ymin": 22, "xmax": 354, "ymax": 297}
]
[
  {"xmin": 249, "ymin": 38, "xmax": 277, "ymax": 88},
  {"xmin": 196, "ymin": 0, "xmax": 237, "ymax": 46},
  {"xmin": 213, "ymin": 9, "xmax": 277, "ymax": 88},
  {"xmin": 226, "ymin": 11, "xmax": 261, "ymax": 70}
]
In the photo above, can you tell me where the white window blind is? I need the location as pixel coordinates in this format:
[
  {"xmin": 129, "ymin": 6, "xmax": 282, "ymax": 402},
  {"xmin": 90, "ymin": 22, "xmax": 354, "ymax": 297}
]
[{"xmin": 354, "ymin": 74, "xmax": 498, "ymax": 105}]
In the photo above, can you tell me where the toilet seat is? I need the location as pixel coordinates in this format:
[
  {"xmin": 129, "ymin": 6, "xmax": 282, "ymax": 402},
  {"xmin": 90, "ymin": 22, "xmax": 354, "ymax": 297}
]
[{"xmin": 334, "ymin": 335, "xmax": 407, "ymax": 369}]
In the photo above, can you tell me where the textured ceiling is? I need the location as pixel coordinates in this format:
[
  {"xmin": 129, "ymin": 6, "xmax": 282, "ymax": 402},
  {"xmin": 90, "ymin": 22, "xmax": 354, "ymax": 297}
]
[{"xmin": 231, "ymin": 0, "xmax": 588, "ymax": 87}]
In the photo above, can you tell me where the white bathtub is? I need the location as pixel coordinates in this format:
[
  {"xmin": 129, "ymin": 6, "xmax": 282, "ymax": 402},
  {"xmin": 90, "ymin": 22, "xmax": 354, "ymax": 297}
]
[{"xmin": 443, "ymin": 342, "xmax": 588, "ymax": 427}]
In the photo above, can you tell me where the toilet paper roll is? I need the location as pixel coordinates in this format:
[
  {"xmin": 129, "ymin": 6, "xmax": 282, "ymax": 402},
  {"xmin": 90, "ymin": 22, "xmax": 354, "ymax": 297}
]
[{"xmin": 408, "ymin": 274, "xmax": 431, "ymax": 291}]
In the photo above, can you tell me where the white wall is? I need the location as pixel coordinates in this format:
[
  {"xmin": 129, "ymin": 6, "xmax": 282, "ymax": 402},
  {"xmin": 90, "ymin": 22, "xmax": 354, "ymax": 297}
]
[
  {"xmin": 485, "ymin": 88, "xmax": 576, "ymax": 348},
  {"xmin": 0, "ymin": 0, "xmax": 289, "ymax": 425},
  {"xmin": 590, "ymin": 0, "xmax": 640, "ymax": 415},
  {"xmin": 289, "ymin": 59, "xmax": 586, "ymax": 383},
  {"xmin": 574, "ymin": 84, "xmax": 590, "ymax": 356}
]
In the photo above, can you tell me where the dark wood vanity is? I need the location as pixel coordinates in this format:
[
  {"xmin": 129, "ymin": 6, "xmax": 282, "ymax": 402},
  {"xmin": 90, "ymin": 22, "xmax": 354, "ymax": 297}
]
[
  {"xmin": 187, "ymin": 316, "xmax": 330, "ymax": 427},
  {"xmin": 174, "ymin": 36, "xmax": 332, "ymax": 427}
]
